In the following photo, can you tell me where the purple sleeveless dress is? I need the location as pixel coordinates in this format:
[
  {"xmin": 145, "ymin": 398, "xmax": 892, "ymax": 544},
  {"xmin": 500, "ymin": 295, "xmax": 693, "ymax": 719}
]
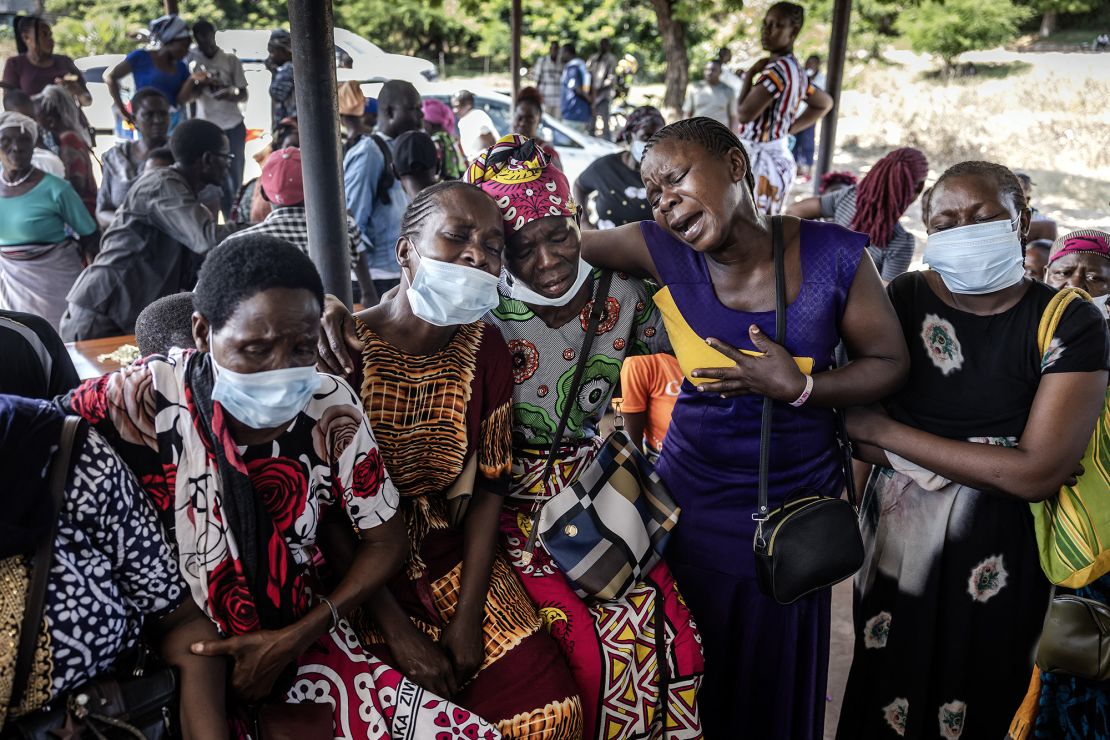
[{"xmin": 641, "ymin": 218, "xmax": 865, "ymax": 739}]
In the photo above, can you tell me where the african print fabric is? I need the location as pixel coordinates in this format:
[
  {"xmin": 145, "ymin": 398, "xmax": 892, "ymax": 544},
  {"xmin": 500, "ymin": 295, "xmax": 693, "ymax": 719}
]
[
  {"xmin": 60, "ymin": 353, "xmax": 494, "ymax": 738},
  {"xmin": 489, "ymin": 270, "xmax": 666, "ymax": 449},
  {"xmin": 486, "ymin": 276, "xmax": 704, "ymax": 739},
  {"xmin": 355, "ymin": 321, "xmax": 583, "ymax": 739}
]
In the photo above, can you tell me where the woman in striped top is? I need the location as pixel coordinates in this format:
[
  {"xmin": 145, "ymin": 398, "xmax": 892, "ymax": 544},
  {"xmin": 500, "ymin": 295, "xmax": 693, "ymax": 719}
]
[
  {"xmin": 788, "ymin": 148, "xmax": 930, "ymax": 282},
  {"xmin": 736, "ymin": 2, "xmax": 832, "ymax": 215}
]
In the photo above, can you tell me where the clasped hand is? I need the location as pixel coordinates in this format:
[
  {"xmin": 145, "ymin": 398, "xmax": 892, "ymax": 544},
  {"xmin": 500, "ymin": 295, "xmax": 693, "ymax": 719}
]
[{"xmin": 691, "ymin": 324, "xmax": 807, "ymax": 401}]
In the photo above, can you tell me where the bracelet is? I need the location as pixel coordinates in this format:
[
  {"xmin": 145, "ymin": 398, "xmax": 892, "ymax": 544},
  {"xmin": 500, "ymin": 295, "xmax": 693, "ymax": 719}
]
[
  {"xmin": 789, "ymin": 374, "xmax": 814, "ymax": 407},
  {"xmin": 319, "ymin": 595, "xmax": 340, "ymax": 632}
]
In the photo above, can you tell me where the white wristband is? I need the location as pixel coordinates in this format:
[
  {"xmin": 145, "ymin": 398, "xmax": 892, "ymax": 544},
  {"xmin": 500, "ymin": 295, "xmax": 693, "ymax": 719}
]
[{"xmin": 789, "ymin": 374, "xmax": 814, "ymax": 408}]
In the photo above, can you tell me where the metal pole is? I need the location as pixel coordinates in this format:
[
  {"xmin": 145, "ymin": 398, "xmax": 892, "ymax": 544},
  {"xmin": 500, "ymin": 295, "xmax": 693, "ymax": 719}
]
[
  {"xmin": 814, "ymin": 0, "xmax": 851, "ymax": 192},
  {"xmin": 511, "ymin": 0, "xmax": 522, "ymax": 106},
  {"xmin": 288, "ymin": 0, "xmax": 352, "ymax": 307}
]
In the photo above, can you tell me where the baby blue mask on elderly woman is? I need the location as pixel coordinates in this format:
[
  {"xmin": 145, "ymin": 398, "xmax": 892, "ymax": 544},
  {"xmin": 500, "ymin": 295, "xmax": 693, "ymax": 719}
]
[
  {"xmin": 212, "ymin": 361, "xmax": 320, "ymax": 429},
  {"xmin": 924, "ymin": 218, "xmax": 1025, "ymax": 295}
]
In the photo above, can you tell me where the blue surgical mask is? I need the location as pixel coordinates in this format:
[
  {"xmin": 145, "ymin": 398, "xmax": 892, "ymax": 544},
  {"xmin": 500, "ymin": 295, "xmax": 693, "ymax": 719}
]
[
  {"xmin": 924, "ymin": 218, "xmax": 1025, "ymax": 295},
  {"xmin": 406, "ymin": 254, "xmax": 500, "ymax": 326},
  {"xmin": 631, "ymin": 140, "xmax": 647, "ymax": 163},
  {"xmin": 211, "ymin": 359, "xmax": 320, "ymax": 429}
]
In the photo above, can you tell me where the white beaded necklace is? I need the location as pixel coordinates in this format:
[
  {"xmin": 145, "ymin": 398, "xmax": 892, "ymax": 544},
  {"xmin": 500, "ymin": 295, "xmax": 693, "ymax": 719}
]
[{"xmin": 1, "ymin": 168, "xmax": 34, "ymax": 188}]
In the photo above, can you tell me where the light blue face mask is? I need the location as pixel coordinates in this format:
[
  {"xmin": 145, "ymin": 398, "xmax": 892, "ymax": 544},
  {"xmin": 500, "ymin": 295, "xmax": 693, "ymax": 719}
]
[
  {"xmin": 406, "ymin": 253, "xmax": 501, "ymax": 327},
  {"xmin": 631, "ymin": 140, "xmax": 647, "ymax": 163},
  {"xmin": 924, "ymin": 218, "xmax": 1025, "ymax": 295},
  {"xmin": 211, "ymin": 359, "xmax": 320, "ymax": 429}
]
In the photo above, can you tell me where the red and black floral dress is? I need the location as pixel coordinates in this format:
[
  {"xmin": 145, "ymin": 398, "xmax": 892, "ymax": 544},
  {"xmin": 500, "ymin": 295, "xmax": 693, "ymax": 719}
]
[{"xmin": 62, "ymin": 348, "xmax": 504, "ymax": 739}]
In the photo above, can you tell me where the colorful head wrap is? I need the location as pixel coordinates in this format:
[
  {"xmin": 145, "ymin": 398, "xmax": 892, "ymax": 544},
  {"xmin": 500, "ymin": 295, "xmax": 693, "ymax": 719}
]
[
  {"xmin": 1048, "ymin": 229, "xmax": 1110, "ymax": 265},
  {"xmin": 149, "ymin": 14, "xmax": 190, "ymax": 48},
  {"xmin": 619, "ymin": 106, "xmax": 665, "ymax": 143},
  {"xmin": 422, "ymin": 98, "xmax": 455, "ymax": 135},
  {"xmin": 463, "ymin": 134, "xmax": 576, "ymax": 232}
]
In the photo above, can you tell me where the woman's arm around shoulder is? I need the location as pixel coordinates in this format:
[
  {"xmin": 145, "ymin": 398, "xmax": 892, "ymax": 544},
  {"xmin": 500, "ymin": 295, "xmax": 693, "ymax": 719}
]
[{"xmin": 580, "ymin": 221, "xmax": 660, "ymax": 282}]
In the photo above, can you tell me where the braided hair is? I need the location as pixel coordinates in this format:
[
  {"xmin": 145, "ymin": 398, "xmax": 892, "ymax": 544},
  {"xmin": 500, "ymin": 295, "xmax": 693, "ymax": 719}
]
[
  {"xmin": 645, "ymin": 116, "xmax": 756, "ymax": 191},
  {"xmin": 769, "ymin": 2, "xmax": 805, "ymax": 30},
  {"xmin": 923, "ymin": 161, "xmax": 1027, "ymax": 224},
  {"xmin": 399, "ymin": 180, "xmax": 483, "ymax": 243},
  {"xmin": 848, "ymin": 148, "xmax": 928, "ymax": 249}
]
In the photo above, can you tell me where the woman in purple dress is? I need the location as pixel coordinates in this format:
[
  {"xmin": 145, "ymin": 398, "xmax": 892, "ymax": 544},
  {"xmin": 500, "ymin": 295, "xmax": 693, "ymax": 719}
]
[{"xmin": 580, "ymin": 117, "xmax": 909, "ymax": 738}]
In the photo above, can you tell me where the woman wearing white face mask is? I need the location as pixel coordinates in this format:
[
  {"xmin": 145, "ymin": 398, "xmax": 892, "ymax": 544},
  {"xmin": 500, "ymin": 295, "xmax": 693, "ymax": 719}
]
[
  {"xmin": 323, "ymin": 180, "xmax": 585, "ymax": 738},
  {"xmin": 837, "ymin": 162, "xmax": 1110, "ymax": 739},
  {"xmin": 573, "ymin": 106, "xmax": 665, "ymax": 230},
  {"xmin": 58, "ymin": 234, "xmax": 509, "ymax": 737}
]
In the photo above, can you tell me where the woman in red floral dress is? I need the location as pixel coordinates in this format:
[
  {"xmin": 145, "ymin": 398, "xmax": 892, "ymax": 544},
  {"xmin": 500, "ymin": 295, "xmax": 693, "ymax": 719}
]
[{"xmin": 61, "ymin": 234, "xmax": 502, "ymax": 738}]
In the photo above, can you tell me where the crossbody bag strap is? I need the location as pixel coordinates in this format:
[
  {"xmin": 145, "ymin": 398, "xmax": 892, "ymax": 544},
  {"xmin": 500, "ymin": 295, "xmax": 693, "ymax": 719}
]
[
  {"xmin": 11, "ymin": 415, "xmax": 82, "ymax": 705},
  {"xmin": 521, "ymin": 269, "xmax": 614, "ymax": 562},
  {"xmin": 755, "ymin": 217, "xmax": 787, "ymax": 541}
]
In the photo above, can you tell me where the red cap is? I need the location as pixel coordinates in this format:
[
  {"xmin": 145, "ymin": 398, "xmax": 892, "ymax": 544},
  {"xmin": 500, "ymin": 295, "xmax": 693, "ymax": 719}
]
[{"xmin": 260, "ymin": 147, "xmax": 304, "ymax": 206}]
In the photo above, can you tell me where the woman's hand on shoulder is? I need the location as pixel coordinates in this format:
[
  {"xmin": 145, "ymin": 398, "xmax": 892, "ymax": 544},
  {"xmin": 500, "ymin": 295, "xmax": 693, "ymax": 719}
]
[
  {"xmin": 692, "ymin": 325, "xmax": 807, "ymax": 401},
  {"xmin": 317, "ymin": 294, "xmax": 359, "ymax": 377}
]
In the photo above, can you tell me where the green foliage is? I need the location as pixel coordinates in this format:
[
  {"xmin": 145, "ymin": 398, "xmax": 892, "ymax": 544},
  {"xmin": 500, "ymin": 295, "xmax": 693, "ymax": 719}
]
[{"xmin": 896, "ymin": 0, "xmax": 1032, "ymax": 67}]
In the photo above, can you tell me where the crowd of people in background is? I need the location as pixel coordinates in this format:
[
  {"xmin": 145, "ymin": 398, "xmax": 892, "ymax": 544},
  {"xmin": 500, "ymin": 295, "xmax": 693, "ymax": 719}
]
[{"xmin": 2, "ymin": 3, "xmax": 1109, "ymax": 740}]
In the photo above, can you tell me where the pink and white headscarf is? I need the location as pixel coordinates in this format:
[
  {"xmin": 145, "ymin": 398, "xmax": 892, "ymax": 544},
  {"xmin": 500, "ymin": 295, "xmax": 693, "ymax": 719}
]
[
  {"xmin": 463, "ymin": 134, "xmax": 577, "ymax": 232},
  {"xmin": 1048, "ymin": 229, "xmax": 1110, "ymax": 265}
]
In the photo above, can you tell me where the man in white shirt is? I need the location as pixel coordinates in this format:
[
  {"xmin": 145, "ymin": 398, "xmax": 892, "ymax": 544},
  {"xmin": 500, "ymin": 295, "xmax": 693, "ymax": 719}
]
[
  {"xmin": 683, "ymin": 60, "xmax": 738, "ymax": 130},
  {"xmin": 717, "ymin": 47, "xmax": 743, "ymax": 95},
  {"xmin": 453, "ymin": 90, "xmax": 499, "ymax": 162},
  {"xmin": 188, "ymin": 20, "xmax": 248, "ymax": 217}
]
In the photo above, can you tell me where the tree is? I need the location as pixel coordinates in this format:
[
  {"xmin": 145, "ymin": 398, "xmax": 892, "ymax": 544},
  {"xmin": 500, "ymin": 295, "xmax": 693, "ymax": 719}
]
[
  {"xmin": 1019, "ymin": 0, "xmax": 1098, "ymax": 37},
  {"xmin": 650, "ymin": 0, "xmax": 689, "ymax": 110},
  {"xmin": 896, "ymin": 0, "xmax": 1031, "ymax": 69}
]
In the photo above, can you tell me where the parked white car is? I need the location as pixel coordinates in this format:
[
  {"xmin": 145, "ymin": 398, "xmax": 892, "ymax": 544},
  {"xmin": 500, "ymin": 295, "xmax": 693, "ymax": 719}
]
[{"xmin": 412, "ymin": 83, "xmax": 623, "ymax": 187}]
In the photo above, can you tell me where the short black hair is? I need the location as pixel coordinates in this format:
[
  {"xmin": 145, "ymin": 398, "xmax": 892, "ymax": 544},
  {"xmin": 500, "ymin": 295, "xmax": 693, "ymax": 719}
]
[
  {"xmin": 131, "ymin": 87, "xmax": 169, "ymax": 113},
  {"xmin": 146, "ymin": 146, "xmax": 174, "ymax": 164},
  {"xmin": 924, "ymin": 160, "xmax": 1027, "ymax": 223},
  {"xmin": 135, "ymin": 292, "xmax": 196, "ymax": 356},
  {"xmin": 194, "ymin": 234, "xmax": 324, "ymax": 331},
  {"xmin": 1027, "ymin": 239, "xmax": 1052, "ymax": 253},
  {"xmin": 561, "ymin": 43, "xmax": 577, "ymax": 56},
  {"xmin": 192, "ymin": 19, "xmax": 215, "ymax": 37},
  {"xmin": 2, "ymin": 88, "xmax": 32, "ymax": 113},
  {"xmin": 769, "ymin": 2, "xmax": 805, "ymax": 29},
  {"xmin": 169, "ymin": 118, "xmax": 225, "ymax": 167},
  {"xmin": 645, "ymin": 116, "xmax": 756, "ymax": 191},
  {"xmin": 379, "ymin": 79, "xmax": 419, "ymax": 111},
  {"xmin": 393, "ymin": 130, "xmax": 438, "ymax": 177},
  {"xmin": 454, "ymin": 89, "xmax": 475, "ymax": 107}
]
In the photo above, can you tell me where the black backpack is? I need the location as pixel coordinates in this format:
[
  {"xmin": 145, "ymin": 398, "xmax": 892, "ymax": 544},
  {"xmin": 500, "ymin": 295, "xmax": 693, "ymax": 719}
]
[{"xmin": 370, "ymin": 133, "xmax": 395, "ymax": 205}]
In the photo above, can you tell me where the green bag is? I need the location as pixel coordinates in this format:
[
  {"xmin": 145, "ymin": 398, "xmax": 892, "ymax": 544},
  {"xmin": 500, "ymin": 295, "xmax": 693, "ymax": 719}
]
[{"xmin": 1030, "ymin": 287, "xmax": 1110, "ymax": 588}]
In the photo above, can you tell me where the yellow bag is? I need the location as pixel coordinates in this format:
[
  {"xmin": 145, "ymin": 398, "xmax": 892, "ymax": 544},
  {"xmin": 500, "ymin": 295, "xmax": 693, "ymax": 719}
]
[{"xmin": 1030, "ymin": 287, "xmax": 1110, "ymax": 588}]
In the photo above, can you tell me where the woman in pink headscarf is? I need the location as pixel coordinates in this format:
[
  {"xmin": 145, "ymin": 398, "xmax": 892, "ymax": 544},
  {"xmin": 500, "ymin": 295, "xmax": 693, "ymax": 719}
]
[{"xmin": 423, "ymin": 97, "xmax": 466, "ymax": 179}]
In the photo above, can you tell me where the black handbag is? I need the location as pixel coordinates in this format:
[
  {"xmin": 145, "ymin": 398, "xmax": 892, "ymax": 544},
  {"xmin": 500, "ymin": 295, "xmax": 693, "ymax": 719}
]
[
  {"xmin": 751, "ymin": 217, "xmax": 868, "ymax": 605},
  {"xmin": 5, "ymin": 417, "xmax": 178, "ymax": 740},
  {"xmin": 1035, "ymin": 594, "xmax": 1110, "ymax": 681}
]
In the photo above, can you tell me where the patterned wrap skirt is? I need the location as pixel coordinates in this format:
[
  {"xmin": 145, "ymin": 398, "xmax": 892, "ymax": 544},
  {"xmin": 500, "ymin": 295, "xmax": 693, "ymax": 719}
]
[{"xmin": 500, "ymin": 440, "xmax": 705, "ymax": 739}]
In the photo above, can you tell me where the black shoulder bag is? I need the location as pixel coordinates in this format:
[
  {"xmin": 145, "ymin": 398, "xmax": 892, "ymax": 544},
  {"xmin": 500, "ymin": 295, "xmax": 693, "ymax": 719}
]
[
  {"xmin": 751, "ymin": 216, "xmax": 869, "ymax": 605},
  {"xmin": 7, "ymin": 417, "xmax": 178, "ymax": 740}
]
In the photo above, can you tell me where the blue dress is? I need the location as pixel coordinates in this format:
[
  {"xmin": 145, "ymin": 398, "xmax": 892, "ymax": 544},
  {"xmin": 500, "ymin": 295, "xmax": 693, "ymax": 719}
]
[{"xmin": 641, "ymin": 218, "xmax": 865, "ymax": 739}]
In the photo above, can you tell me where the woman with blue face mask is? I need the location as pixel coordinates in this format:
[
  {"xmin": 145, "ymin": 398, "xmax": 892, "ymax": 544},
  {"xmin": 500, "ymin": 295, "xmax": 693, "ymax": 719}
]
[
  {"xmin": 58, "ymin": 234, "xmax": 505, "ymax": 737},
  {"xmin": 573, "ymin": 106, "xmax": 665, "ymax": 230},
  {"xmin": 319, "ymin": 180, "xmax": 584, "ymax": 738},
  {"xmin": 837, "ymin": 161, "xmax": 1110, "ymax": 739}
]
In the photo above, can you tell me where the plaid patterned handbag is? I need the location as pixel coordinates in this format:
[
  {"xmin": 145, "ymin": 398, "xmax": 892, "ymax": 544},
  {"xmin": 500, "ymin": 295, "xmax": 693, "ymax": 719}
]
[{"xmin": 520, "ymin": 271, "xmax": 681, "ymax": 602}]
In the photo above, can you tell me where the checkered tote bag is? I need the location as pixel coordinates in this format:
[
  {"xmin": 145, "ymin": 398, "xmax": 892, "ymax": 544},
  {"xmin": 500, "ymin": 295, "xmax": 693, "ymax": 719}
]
[{"xmin": 520, "ymin": 271, "xmax": 681, "ymax": 602}]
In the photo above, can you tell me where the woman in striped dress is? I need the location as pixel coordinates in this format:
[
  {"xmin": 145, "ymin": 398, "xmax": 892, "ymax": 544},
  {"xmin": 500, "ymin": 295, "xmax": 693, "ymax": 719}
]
[{"xmin": 736, "ymin": 2, "xmax": 832, "ymax": 214}]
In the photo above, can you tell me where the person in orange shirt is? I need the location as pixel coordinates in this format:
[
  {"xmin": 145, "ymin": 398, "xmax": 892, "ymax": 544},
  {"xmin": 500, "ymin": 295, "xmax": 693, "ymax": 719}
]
[{"xmin": 617, "ymin": 352, "xmax": 683, "ymax": 460}]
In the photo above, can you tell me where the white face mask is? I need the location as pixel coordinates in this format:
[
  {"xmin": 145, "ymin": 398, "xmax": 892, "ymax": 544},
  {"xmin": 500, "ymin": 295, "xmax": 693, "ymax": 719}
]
[
  {"xmin": 406, "ymin": 253, "xmax": 500, "ymax": 327},
  {"xmin": 924, "ymin": 218, "xmax": 1025, "ymax": 295},
  {"xmin": 630, "ymin": 140, "xmax": 647, "ymax": 163},
  {"xmin": 211, "ymin": 360, "xmax": 320, "ymax": 430},
  {"xmin": 506, "ymin": 256, "xmax": 593, "ymax": 307}
]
